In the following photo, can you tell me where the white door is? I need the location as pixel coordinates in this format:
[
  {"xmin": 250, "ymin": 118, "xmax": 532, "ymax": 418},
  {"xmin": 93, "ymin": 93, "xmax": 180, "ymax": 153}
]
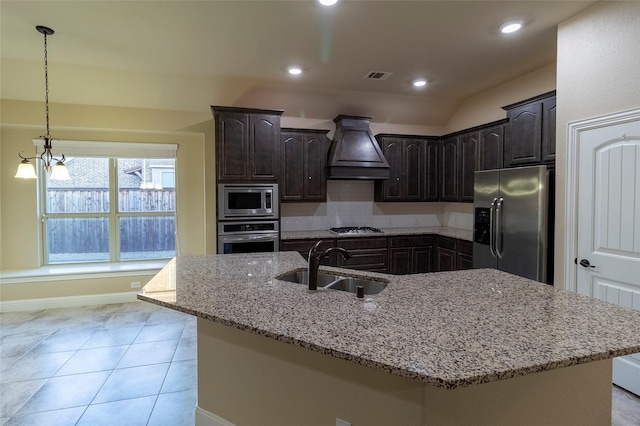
[{"xmin": 575, "ymin": 111, "xmax": 640, "ymax": 396}]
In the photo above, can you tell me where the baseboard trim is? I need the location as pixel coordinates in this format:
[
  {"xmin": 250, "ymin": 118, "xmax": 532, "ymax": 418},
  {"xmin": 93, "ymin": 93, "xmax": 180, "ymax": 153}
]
[
  {"xmin": 195, "ymin": 406, "xmax": 236, "ymax": 426},
  {"xmin": 613, "ymin": 356, "xmax": 640, "ymax": 396},
  {"xmin": 0, "ymin": 292, "xmax": 140, "ymax": 312}
]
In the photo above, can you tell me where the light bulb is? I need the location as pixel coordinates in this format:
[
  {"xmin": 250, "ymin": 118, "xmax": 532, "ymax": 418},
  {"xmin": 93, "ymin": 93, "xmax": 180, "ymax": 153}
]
[
  {"xmin": 50, "ymin": 161, "xmax": 71, "ymax": 180},
  {"xmin": 15, "ymin": 160, "xmax": 37, "ymax": 179}
]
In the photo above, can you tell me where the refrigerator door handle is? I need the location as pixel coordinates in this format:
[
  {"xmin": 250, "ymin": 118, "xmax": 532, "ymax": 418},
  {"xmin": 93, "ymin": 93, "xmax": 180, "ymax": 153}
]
[
  {"xmin": 489, "ymin": 198, "xmax": 498, "ymax": 257},
  {"xmin": 495, "ymin": 197, "xmax": 504, "ymax": 258}
]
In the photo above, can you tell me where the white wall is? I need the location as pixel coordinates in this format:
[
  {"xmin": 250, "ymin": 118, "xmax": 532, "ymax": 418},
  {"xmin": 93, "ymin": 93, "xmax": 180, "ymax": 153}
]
[{"xmin": 555, "ymin": 1, "xmax": 640, "ymax": 286}]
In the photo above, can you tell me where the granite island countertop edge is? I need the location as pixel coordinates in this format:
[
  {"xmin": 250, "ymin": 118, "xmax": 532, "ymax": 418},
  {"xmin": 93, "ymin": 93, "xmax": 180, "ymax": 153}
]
[{"xmin": 138, "ymin": 254, "xmax": 640, "ymax": 390}]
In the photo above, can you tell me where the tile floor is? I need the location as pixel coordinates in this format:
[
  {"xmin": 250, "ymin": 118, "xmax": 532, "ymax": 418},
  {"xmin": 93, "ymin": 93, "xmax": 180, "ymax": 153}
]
[
  {"xmin": 1, "ymin": 301, "xmax": 640, "ymax": 425},
  {"xmin": 1, "ymin": 302, "xmax": 196, "ymax": 426}
]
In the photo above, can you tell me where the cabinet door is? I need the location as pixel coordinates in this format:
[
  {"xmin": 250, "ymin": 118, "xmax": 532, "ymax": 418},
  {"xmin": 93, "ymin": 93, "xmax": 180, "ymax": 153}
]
[
  {"xmin": 389, "ymin": 247, "xmax": 412, "ymax": 275},
  {"xmin": 304, "ymin": 133, "xmax": 327, "ymax": 201},
  {"xmin": 217, "ymin": 112, "xmax": 249, "ymax": 182},
  {"xmin": 459, "ymin": 132, "xmax": 478, "ymax": 203},
  {"xmin": 281, "ymin": 132, "xmax": 304, "ymax": 201},
  {"xmin": 456, "ymin": 240, "xmax": 473, "ymax": 270},
  {"xmin": 404, "ymin": 139, "xmax": 424, "ymax": 201},
  {"xmin": 379, "ymin": 138, "xmax": 403, "ymax": 200},
  {"xmin": 424, "ymin": 140, "xmax": 439, "ymax": 201},
  {"xmin": 413, "ymin": 246, "xmax": 435, "ymax": 274},
  {"xmin": 440, "ymin": 136, "xmax": 459, "ymax": 201},
  {"xmin": 504, "ymin": 102, "xmax": 543, "ymax": 167},
  {"xmin": 250, "ymin": 114, "xmax": 280, "ymax": 181},
  {"xmin": 436, "ymin": 236, "xmax": 457, "ymax": 272},
  {"xmin": 436, "ymin": 247, "xmax": 457, "ymax": 271},
  {"xmin": 337, "ymin": 238, "xmax": 388, "ymax": 272},
  {"xmin": 541, "ymin": 97, "xmax": 557, "ymax": 164},
  {"xmin": 478, "ymin": 125, "xmax": 504, "ymax": 171}
]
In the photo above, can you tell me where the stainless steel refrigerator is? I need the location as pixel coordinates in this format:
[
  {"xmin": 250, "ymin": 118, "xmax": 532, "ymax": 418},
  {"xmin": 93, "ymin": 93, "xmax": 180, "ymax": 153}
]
[{"xmin": 473, "ymin": 165, "xmax": 553, "ymax": 283}]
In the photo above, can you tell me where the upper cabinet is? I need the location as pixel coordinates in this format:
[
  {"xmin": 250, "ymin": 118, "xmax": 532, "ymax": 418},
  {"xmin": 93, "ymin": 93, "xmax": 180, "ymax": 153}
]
[
  {"xmin": 280, "ymin": 128, "xmax": 329, "ymax": 202},
  {"xmin": 440, "ymin": 135, "xmax": 459, "ymax": 202},
  {"xmin": 374, "ymin": 135, "xmax": 439, "ymax": 202},
  {"xmin": 502, "ymin": 91, "xmax": 556, "ymax": 168},
  {"xmin": 458, "ymin": 131, "xmax": 478, "ymax": 203},
  {"xmin": 212, "ymin": 106, "xmax": 283, "ymax": 182},
  {"xmin": 477, "ymin": 124, "xmax": 504, "ymax": 171},
  {"xmin": 439, "ymin": 120, "xmax": 506, "ymax": 203}
]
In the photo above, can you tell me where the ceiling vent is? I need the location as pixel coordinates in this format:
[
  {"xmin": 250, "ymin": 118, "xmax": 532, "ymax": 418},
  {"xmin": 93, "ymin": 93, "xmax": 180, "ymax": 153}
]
[{"xmin": 364, "ymin": 71, "xmax": 393, "ymax": 80}]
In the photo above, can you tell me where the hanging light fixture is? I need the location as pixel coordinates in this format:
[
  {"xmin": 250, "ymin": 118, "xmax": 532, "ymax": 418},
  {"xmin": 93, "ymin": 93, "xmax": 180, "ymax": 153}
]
[{"xmin": 15, "ymin": 25, "xmax": 70, "ymax": 180}]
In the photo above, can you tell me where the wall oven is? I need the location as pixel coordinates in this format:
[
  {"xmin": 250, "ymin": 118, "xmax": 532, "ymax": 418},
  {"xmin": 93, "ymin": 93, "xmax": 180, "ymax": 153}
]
[
  {"xmin": 218, "ymin": 183, "xmax": 278, "ymax": 220},
  {"xmin": 217, "ymin": 220, "xmax": 279, "ymax": 254}
]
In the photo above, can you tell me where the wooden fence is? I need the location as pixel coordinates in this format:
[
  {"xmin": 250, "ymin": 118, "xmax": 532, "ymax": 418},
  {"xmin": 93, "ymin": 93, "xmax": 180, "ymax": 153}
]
[
  {"xmin": 47, "ymin": 187, "xmax": 176, "ymax": 213},
  {"xmin": 46, "ymin": 188, "xmax": 175, "ymax": 255}
]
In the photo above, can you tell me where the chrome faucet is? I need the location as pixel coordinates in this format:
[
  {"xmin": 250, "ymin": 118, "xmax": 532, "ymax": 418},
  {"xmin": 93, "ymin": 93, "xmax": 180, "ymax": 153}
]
[{"xmin": 307, "ymin": 240, "xmax": 351, "ymax": 291}]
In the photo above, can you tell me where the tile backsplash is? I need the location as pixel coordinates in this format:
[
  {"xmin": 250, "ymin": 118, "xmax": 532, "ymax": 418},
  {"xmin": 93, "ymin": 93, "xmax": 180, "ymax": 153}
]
[{"xmin": 280, "ymin": 181, "xmax": 473, "ymax": 231}]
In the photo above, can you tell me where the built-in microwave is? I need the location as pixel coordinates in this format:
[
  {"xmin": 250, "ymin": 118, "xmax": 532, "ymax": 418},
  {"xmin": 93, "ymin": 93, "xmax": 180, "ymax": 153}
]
[{"xmin": 218, "ymin": 183, "xmax": 279, "ymax": 220}]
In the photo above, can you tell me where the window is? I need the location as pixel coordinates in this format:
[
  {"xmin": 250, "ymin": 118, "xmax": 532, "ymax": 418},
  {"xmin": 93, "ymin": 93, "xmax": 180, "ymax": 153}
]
[{"xmin": 40, "ymin": 143, "xmax": 177, "ymax": 265}]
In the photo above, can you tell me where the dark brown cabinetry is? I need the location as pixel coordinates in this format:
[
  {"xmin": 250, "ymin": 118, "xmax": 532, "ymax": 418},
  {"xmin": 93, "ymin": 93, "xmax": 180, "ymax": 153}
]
[
  {"xmin": 281, "ymin": 234, "xmax": 470, "ymax": 274},
  {"xmin": 375, "ymin": 135, "xmax": 439, "ymax": 202},
  {"xmin": 456, "ymin": 240, "xmax": 473, "ymax": 270},
  {"xmin": 389, "ymin": 236, "xmax": 435, "ymax": 275},
  {"xmin": 440, "ymin": 120, "xmax": 506, "ymax": 203},
  {"xmin": 212, "ymin": 106, "xmax": 283, "ymax": 182},
  {"xmin": 503, "ymin": 91, "xmax": 556, "ymax": 168},
  {"xmin": 459, "ymin": 132, "xmax": 478, "ymax": 203},
  {"xmin": 336, "ymin": 238, "xmax": 388, "ymax": 273},
  {"xmin": 423, "ymin": 139, "xmax": 440, "ymax": 201},
  {"xmin": 280, "ymin": 129, "xmax": 329, "ymax": 202},
  {"xmin": 541, "ymin": 97, "xmax": 557, "ymax": 164},
  {"xmin": 477, "ymin": 124, "xmax": 505, "ymax": 171},
  {"xmin": 436, "ymin": 236, "xmax": 458, "ymax": 272},
  {"xmin": 436, "ymin": 236, "xmax": 474, "ymax": 272},
  {"xmin": 440, "ymin": 136, "xmax": 459, "ymax": 202}
]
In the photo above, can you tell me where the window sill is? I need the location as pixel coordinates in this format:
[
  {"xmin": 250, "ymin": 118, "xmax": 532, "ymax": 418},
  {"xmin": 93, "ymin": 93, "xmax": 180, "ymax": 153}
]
[{"xmin": 0, "ymin": 260, "xmax": 169, "ymax": 284}]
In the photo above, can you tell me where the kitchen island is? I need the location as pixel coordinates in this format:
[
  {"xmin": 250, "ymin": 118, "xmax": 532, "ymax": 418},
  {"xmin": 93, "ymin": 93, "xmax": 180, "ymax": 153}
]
[{"xmin": 139, "ymin": 252, "xmax": 640, "ymax": 426}]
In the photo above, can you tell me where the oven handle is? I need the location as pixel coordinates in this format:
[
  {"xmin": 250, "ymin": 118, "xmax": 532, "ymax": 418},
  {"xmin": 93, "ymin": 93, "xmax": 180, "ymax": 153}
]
[{"xmin": 218, "ymin": 234, "xmax": 279, "ymax": 242}]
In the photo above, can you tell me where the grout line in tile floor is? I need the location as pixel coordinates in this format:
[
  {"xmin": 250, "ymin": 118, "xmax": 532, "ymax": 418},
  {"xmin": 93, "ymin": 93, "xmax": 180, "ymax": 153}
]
[
  {"xmin": 1, "ymin": 301, "xmax": 639, "ymax": 425},
  {"xmin": 1, "ymin": 302, "xmax": 196, "ymax": 426}
]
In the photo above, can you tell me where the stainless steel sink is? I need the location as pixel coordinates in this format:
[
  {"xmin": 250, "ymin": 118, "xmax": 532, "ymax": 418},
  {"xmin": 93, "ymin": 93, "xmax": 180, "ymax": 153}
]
[
  {"xmin": 277, "ymin": 270, "xmax": 340, "ymax": 287},
  {"xmin": 326, "ymin": 277, "xmax": 388, "ymax": 295},
  {"xmin": 277, "ymin": 270, "xmax": 388, "ymax": 295}
]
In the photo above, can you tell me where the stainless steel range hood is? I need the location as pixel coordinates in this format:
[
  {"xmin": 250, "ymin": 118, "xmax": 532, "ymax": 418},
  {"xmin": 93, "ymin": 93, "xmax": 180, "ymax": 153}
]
[{"xmin": 326, "ymin": 115, "xmax": 390, "ymax": 180}]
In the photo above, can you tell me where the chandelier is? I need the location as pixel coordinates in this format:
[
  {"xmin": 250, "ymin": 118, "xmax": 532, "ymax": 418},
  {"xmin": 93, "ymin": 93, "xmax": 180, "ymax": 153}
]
[{"xmin": 15, "ymin": 25, "xmax": 70, "ymax": 180}]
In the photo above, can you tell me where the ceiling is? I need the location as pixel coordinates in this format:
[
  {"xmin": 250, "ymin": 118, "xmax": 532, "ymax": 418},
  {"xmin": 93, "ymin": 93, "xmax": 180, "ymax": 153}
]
[{"xmin": 0, "ymin": 0, "xmax": 597, "ymax": 126}]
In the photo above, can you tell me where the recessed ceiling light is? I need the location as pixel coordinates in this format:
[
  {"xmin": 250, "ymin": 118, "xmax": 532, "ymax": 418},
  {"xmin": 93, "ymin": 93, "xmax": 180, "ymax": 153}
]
[
  {"xmin": 287, "ymin": 66, "xmax": 303, "ymax": 75},
  {"xmin": 318, "ymin": 0, "xmax": 338, "ymax": 6},
  {"xmin": 500, "ymin": 20, "xmax": 523, "ymax": 34},
  {"xmin": 412, "ymin": 78, "xmax": 427, "ymax": 88}
]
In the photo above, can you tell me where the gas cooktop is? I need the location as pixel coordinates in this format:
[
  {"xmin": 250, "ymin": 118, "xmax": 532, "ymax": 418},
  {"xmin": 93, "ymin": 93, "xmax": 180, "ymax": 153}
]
[{"xmin": 329, "ymin": 226, "xmax": 383, "ymax": 235}]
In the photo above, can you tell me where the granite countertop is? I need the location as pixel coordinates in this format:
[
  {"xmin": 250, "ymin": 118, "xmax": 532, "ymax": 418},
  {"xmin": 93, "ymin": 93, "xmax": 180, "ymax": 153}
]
[
  {"xmin": 138, "ymin": 253, "xmax": 640, "ymax": 389},
  {"xmin": 280, "ymin": 226, "xmax": 473, "ymax": 242}
]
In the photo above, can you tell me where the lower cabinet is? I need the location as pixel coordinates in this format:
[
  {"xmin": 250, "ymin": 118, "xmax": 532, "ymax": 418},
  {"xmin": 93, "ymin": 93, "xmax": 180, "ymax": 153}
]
[
  {"xmin": 389, "ymin": 236, "xmax": 435, "ymax": 274},
  {"xmin": 436, "ymin": 236, "xmax": 458, "ymax": 272},
  {"xmin": 281, "ymin": 235, "xmax": 471, "ymax": 274},
  {"xmin": 336, "ymin": 238, "xmax": 388, "ymax": 273},
  {"xmin": 456, "ymin": 240, "xmax": 473, "ymax": 270}
]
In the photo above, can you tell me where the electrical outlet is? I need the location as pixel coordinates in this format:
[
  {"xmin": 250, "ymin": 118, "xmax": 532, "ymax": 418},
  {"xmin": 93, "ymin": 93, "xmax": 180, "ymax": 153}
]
[
  {"xmin": 130, "ymin": 281, "xmax": 141, "ymax": 289},
  {"xmin": 336, "ymin": 419, "xmax": 351, "ymax": 426}
]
